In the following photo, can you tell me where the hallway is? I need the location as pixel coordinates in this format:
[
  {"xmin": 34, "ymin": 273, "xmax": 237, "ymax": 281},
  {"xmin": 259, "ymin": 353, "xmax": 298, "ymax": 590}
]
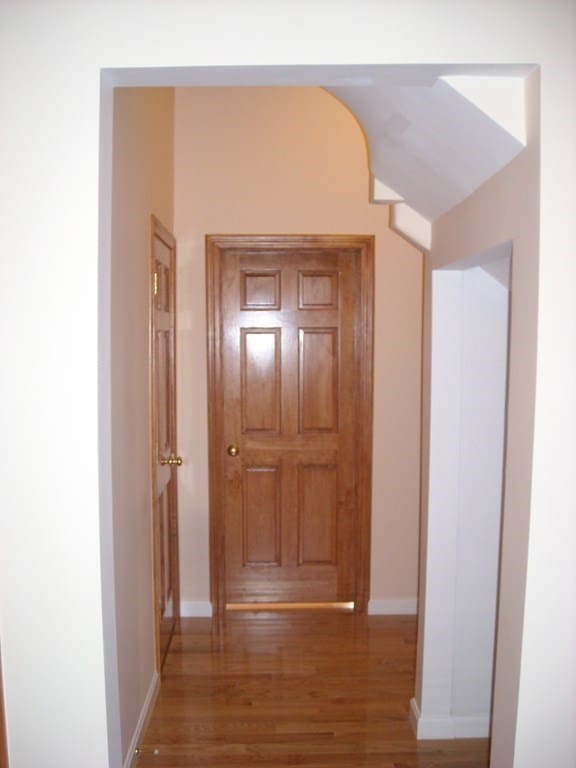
[{"xmin": 136, "ymin": 612, "xmax": 489, "ymax": 767}]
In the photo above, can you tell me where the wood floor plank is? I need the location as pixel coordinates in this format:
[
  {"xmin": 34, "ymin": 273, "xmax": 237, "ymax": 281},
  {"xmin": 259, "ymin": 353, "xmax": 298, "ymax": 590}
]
[{"xmin": 136, "ymin": 613, "xmax": 489, "ymax": 767}]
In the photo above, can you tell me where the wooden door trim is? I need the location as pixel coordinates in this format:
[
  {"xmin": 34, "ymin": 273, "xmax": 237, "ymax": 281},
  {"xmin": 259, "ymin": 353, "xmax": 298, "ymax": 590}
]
[
  {"xmin": 206, "ymin": 238, "xmax": 227, "ymax": 615},
  {"xmin": 355, "ymin": 236, "xmax": 374, "ymax": 612},
  {"xmin": 149, "ymin": 215, "xmax": 180, "ymax": 672},
  {"xmin": 207, "ymin": 234, "xmax": 374, "ymax": 616}
]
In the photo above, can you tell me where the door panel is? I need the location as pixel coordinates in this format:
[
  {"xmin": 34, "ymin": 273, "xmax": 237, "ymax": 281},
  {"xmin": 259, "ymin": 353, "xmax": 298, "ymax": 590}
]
[
  {"xmin": 150, "ymin": 217, "xmax": 180, "ymax": 669},
  {"xmin": 298, "ymin": 463, "xmax": 338, "ymax": 565},
  {"xmin": 243, "ymin": 465, "xmax": 282, "ymax": 565},
  {"xmin": 207, "ymin": 235, "xmax": 374, "ymax": 613},
  {"xmin": 299, "ymin": 328, "xmax": 339, "ymax": 431},
  {"xmin": 241, "ymin": 329, "xmax": 281, "ymax": 433}
]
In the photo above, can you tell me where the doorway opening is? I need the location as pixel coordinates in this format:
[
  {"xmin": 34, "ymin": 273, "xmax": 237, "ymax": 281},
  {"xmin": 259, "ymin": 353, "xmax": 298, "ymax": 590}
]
[
  {"xmin": 102, "ymin": 69, "xmax": 528, "ymax": 764},
  {"xmin": 413, "ymin": 243, "xmax": 512, "ymax": 739}
]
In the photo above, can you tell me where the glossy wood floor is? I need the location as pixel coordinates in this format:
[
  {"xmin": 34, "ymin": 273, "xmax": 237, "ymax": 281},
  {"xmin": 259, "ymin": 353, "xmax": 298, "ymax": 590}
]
[{"xmin": 136, "ymin": 612, "xmax": 490, "ymax": 767}]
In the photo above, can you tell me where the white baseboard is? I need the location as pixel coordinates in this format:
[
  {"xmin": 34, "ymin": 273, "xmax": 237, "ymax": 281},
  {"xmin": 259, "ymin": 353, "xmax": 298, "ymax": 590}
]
[
  {"xmin": 409, "ymin": 697, "xmax": 490, "ymax": 739},
  {"xmin": 409, "ymin": 697, "xmax": 422, "ymax": 736},
  {"xmin": 452, "ymin": 715, "xmax": 490, "ymax": 738},
  {"xmin": 368, "ymin": 598, "xmax": 417, "ymax": 615},
  {"xmin": 124, "ymin": 671, "xmax": 160, "ymax": 768},
  {"xmin": 180, "ymin": 600, "xmax": 213, "ymax": 617}
]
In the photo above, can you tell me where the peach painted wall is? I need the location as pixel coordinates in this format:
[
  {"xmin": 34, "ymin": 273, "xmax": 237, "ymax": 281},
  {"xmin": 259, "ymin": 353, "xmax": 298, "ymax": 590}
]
[
  {"xmin": 173, "ymin": 87, "xmax": 423, "ymax": 609},
  {"xmin": 111, "ymin": 87, "xmax": 174, "ymax": 761}
]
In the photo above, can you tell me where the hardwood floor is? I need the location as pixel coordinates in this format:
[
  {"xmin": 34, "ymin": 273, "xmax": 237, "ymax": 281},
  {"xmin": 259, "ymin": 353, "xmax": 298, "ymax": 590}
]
[{"xmin": 136, "ymin": 612, "xmax": 490, "ymax": 767}]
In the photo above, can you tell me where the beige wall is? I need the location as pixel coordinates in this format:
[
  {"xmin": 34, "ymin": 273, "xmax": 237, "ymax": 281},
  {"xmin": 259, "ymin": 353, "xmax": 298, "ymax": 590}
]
[
  {"xmin": 111, "ymin": 87, "xmax": 174, "ymax": 760},
  {"xmin": 173, "ymin": 87, "xmax": 423, "ymax": 607}
]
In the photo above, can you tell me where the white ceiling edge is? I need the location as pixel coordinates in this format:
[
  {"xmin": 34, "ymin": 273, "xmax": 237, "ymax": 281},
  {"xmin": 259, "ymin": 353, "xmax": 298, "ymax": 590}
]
[
  {"xmin": 372, "ymin": 176, "xmax": 404, "ymax": 204},
  {"xmin": 103, "ymin": 63, "xmax": 535, "ymax": 89},
  {"xmin": 390, "ymin": 203, "xmax": 431, "ymax": 252},
  {"xmin": 441, "ymin": 76, "xmax": 526, "ymax": 146}
]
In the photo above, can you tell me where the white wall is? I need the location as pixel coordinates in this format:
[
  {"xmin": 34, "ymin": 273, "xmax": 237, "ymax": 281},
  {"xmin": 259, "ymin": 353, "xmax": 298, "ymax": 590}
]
[
  {"xmin": 452, "ymin": 267, "xmax": 509, "ymax": 718},
  {"xmin": 173, "ymin": 86, "xmax": 422, "ymax": 613},
  {"xmin": 414, "ymin": 263, "xmax": 509, "ymax": 738},
  {"xmin": 424, "ymin": 71, "xmax": 543, "ymax": 765},
  {"xmin": 0, "ymin": 3, "xmax": 574, "ymax": 767},
  {"xmin": 111, "ymin": 87, "xmax": 174, "ymax": 763}
]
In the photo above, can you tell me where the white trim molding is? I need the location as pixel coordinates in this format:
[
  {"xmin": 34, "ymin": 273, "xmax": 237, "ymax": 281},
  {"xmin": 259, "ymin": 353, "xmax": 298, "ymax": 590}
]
[
  {"xmin": 389, "ymin": 204, "xmax": 431, "ymax": 252},
  {"xmin": 371, "ymin": 175, "xmax": 404, "ymax": 205},
  {"xmin": 124, "ymin": 672, "xmax": 160, "ymax": 768},
  {"xmin": 368, "ymin": 598, "xmax": 417, "ymax": 615},
  {"xmin": 180, "ymin": 600, "xmax": 213, "ymax": 617},
  {"xmin": 452, "ymin": 716, "xmax": 491, "ymax": 738},
  {"xmin": 410, "ymin": 698, "xmax": 490, "ymax": 739}
]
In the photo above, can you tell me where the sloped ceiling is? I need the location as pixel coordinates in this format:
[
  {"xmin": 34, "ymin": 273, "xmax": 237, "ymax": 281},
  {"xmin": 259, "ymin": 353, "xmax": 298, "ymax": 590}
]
[{"xmin": 329, "ymin": 75, "xmax": 525, "ymax": 222}]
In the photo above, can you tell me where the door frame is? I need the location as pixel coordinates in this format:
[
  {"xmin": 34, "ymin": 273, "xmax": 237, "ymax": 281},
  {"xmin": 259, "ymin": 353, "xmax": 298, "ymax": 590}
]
[{"xmin": 206, "ymin": 234, "xmax": 375, "ymax": 616}]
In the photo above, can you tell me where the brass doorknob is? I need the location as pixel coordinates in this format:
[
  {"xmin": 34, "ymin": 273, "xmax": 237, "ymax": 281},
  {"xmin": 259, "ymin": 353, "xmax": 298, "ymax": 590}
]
[
  {"xmin": 160, "ymin": 455, "xmax": 183, "ymax": 466},
  {"xmin": 227, "ymin": 444, "xmax": 239, "ymax": 457}
]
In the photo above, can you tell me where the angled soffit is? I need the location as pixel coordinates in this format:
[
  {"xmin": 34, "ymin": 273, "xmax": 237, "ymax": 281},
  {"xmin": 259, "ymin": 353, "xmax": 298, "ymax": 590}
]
[{"xmin": 328, "ymin": 68, "xmax": 529, "ymax": 251}]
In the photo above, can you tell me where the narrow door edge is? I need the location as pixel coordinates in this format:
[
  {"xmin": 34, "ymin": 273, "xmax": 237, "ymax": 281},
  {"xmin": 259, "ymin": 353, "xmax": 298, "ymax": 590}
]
[
  {"xmin": 206, "ymin": 236, "xmax": 227, "ymax": 618},
  {"xmin": 150, "ymin": 215, "xmax": 180, "ymax": 669},
  {"xmin": 354, "ymin": 236, "xmax": 375, "ymax": 613}
]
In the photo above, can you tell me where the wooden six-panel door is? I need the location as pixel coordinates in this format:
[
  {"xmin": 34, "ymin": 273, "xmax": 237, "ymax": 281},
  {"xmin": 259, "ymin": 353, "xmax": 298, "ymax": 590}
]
[
  {"xmin": 150, "ymin": 216, "xmax": 181, "ymax": 669},
  {"xmin": 207, "ymin": 235, "xmax": 374, "ymax": 613}
]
